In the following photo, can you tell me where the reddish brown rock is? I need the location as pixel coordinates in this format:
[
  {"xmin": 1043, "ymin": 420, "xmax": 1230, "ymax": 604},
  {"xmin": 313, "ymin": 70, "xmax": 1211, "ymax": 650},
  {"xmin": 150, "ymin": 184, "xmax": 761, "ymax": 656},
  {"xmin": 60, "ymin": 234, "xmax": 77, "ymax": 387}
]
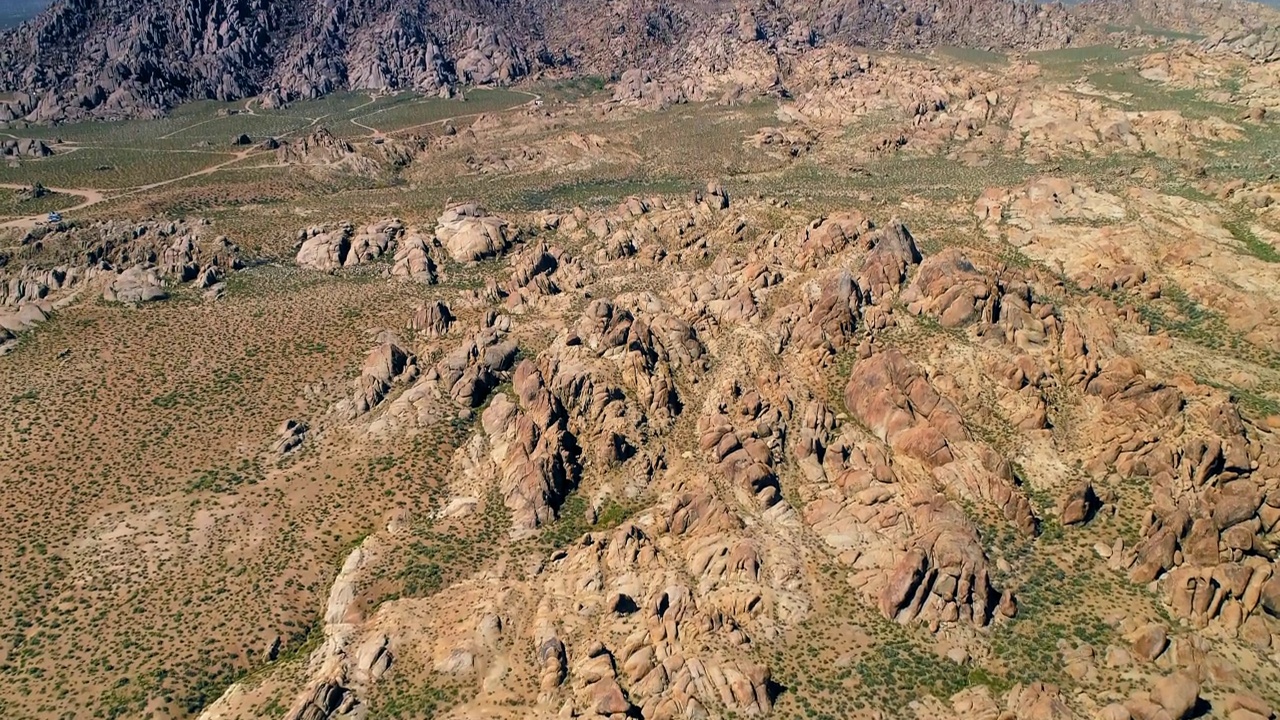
[
  {"xmin": 1151, "ymin": 671, "xmax": 1200, "ymax": 720},
  {"xmin": 1060, "ymin": 481, "xmax": 1100, "ymax": 525},
  {"xmin": 844, "ymin": 350, "xmax": 966, "ymax": 466}
]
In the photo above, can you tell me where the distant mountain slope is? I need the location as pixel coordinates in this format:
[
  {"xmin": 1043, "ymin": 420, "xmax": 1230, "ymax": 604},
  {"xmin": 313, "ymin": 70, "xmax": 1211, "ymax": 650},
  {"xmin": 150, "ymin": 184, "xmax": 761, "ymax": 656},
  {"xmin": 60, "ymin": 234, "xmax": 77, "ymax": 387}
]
[
  {"xmin": 0, "ymin": 0, "xmax": 1078, "ymax": 122},
  {"xmin": 1076, "ymin": 0, "xmax": 1280, "ymax": 34},
  {"xmin": 1, "ymin": 0, "xmax": 1275, "ymax": 123}
]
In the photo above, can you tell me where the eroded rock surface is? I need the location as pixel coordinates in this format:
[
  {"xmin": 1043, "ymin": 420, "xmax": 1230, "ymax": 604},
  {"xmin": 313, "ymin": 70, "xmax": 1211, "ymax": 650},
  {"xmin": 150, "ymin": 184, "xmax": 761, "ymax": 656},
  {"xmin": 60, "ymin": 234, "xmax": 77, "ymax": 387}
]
[
  {"xmin": 435, "ymin": 204, "xmax": 516, "ymax": 263},
  {"xmin": 296, "ymin": 219, "xmax": 403, "ymax": 271}
]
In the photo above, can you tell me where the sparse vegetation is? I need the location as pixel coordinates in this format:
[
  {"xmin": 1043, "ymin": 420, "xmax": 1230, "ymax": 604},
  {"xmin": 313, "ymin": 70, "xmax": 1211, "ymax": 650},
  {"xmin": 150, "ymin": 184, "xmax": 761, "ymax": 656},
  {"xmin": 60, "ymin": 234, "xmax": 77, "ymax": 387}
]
[
  {"xmin": 4, "ymin": 20, "xmax": 1280, "ymax": 720},
  {"xmin": 1224, "ymin": 217, "xmax": 1280, "ymax": 263}
]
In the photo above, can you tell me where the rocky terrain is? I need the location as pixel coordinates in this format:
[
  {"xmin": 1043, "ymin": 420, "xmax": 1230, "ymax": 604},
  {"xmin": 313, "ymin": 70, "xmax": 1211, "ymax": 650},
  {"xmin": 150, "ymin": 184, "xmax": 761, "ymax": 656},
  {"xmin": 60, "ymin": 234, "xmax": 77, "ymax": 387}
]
[
  {"xmin": 4, "ymin": 1, "xmax": 1280, "ymax": 720},
  {"xmin": 175, "ymin": 177, "xmax": 1280, "ymax": 720},
  {"xmin": 0, "ymin": 0, "xmax": 1121, "ymax": 123},
  {"xmin": 9, "ymin": 0, "xmax": 1280, "ymax": 125}
]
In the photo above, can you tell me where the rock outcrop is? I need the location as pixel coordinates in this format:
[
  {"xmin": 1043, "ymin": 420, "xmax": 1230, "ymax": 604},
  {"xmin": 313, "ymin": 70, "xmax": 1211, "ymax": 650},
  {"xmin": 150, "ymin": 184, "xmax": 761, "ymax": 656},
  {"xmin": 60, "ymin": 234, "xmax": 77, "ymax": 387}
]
[
  {"xmin": 334, "ymin": 342, "xmax": 418, "ymax": 419},
  {"xmin": 103, "ymin": 265, "xmax": 167, "ymax": 304},
  {"xmin": 272, "ymin": 420, "xmax": 308, "ymax": 455},
  {"xmin": 482, "ymin": 360, "xmax": 582, "ymax": 531},
  {"xmin": 390, "ymin": 229, "xmax": 440, "ymax": 283},
  {"xmin": 20, "ymin": 27, "xmax": 1280, "ymax": 714},
  {"xmin": 408, "ymin": 301, "xmax": 454, "ymax": 338},
  {"xmin": 295, "ymin": 219, "xmax": 403, "ymax": 271},
  {"xmin": 435, "ymin": 204, "xmax": 516, "ymax": 263},
  {"xmin": 275, "ymin": 128, "xmax": 388, "ymax": 175},
  {"xmin": 845, "ymin": 349, "xmax": 967, "ymax": 467},
  {"xmin": 1, "ymin": 138, "xmax": 54, "ymax": 158},
  {"xmin": 432, "ymin": 325, "xmax": 517, "ymax": 408}
]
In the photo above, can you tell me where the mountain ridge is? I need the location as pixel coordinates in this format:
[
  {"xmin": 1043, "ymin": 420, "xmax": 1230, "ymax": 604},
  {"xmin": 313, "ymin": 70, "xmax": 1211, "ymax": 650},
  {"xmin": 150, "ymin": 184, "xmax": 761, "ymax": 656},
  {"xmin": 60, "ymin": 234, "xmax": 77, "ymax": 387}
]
[
  {"xmin": 1, "ymin": 0, "xmax": 1081, "ymax": 122},
  {"xmin": 1, "ymin": 0, "xmax": 1276, "ymax": 123}
]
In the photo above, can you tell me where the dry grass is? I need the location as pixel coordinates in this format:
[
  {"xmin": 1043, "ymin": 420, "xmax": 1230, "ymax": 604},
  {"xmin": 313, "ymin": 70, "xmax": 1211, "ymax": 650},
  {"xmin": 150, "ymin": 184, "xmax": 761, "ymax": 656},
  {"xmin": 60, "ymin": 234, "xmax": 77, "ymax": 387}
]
[
  {"xmin": 4, "ymin": 42, "xmax": 1280, "ymax": 719},
  {"xmin": 0, "ymin": 267, "xmax": 457, "ymax": 717}
]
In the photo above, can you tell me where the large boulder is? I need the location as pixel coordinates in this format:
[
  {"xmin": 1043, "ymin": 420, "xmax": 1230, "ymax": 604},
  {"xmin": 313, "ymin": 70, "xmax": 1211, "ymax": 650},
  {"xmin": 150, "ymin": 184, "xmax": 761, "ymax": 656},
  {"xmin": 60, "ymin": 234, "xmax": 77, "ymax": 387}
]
[
  {"xmin": 902, "ymin": 249, "xmax": 994, "ymax": 327},
  {"xmin": 296, "ymin": 219, "xmax": 402, "ymax": 271},
  {"xmin": 844, "ymin": 349, "xmax": 967, "ymax": 466},
  {"xmin": 296, "ymin": 224, "xmax": 352, "ymax": 271},
  {"xmin": 272, "ymin": 419, "xmax": 308, "ymax": 455},
  {"xmin": 408, "ymin": 301, "xmax": 453, "ymax": 338},
  {"xmin": 390, "ymin": 231, "xmax": 438, "ymax": 283},
  {"xmin": 434, "ymin": 329, "xmax": 516, "ymax": 407},
  {"xmin": 0, "ymin": 303, "xmax": 48, "ymax": 334},
  {"xmin": 103, "ymin": 266, "xmax": 167, "ymax": 303},
  {"xmin": 1151, "ymin": 671, "xmax": 1200, "ymax": 720},
  {"xmin": 858, "ymin": 220, "xmax": 922, "ymax": 301},
  {"xmin": 770, "ymin": 269, "xmax": 863, "ymax": 358},
  {"xmin": 877, "ymin": 499, "xmax": 1006, "ymax": 627},
  {"xmin": 435, "ymin": 204, "xmax": 515, "ymax": 263},
  {"xmin": 350, "ymin": 343, "xmax": 418, "ymax": 416}
]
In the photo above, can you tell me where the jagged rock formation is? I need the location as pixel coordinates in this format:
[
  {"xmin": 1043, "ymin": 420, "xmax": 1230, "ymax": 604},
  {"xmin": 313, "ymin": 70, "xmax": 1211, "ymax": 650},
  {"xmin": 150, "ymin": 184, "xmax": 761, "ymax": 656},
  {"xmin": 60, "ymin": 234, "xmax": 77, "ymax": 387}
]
[
  {"xmin": 407, "ymin": 301, "xmax": 453, "ymax": 338},
  {"xmin": 1, "ymin": 138, "xmax": 53, "ymax": 158},
  {"xmin": 331, "ymin": 341, "xmax": 419, "ymax": 420},
  {"xmin": 1078, "ymin": 0, "xmax": 1280, "ymax": 51},
  {"xmin": 482, "ymin": 361, "xmax": 582, "ymax": 532},
  {"xmin": 12, "ymin": 7, "xmax": 1280, "ymax": 718},
  {"xmin": 428, "ymin": 317, "xmax": 518, "ymax": 408},
  {"xmin": 271, "ymin": 419, "xmax": 308, "ymax": 455},
  {"xmin": 390, "ymin": 229, "xmax": 442, "ymax": 283},
  {"xmin": 0, "ymin": 218, "xmax": 242, "ymax": 343},
  {"xmin": 435, "ymin": 203, "xmax": 516, "ymax": 263},
  {"xmin": 273, "ymin": 128, "xmax": 417, "ymax": 175},
  {"xmin": 102, "ymin": 264, "xmax": 166, "ymax": 303},
  {"xmin": 295, "ymin": 219, "xmax": 403, "ymax": 272},
  {"xmin": 1203, "ymin": 22, "xmax": 1280, "ymax": 63},
  {"xmin": 80, "ymin": 165, "xmax": 1280, "ymax": 720}
]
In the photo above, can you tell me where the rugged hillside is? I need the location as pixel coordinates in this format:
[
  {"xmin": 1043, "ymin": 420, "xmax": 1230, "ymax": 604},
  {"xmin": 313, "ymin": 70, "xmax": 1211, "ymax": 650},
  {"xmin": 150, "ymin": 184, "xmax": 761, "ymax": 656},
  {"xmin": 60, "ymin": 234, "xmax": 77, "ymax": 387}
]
[
  {"xmin": 0, "ymin": 0, "xmax": 1081, "ymax": 122},
  {"xmin": 8, "ymin": 0, "xmax": 1278, "ymax": 125},
  {"xmin": 1077, "ymin": 0, "xmax": 1279, "ymax": 31},
  {"xmin": 4, "ymin": 1, "xmax": 1280, "ymax": 719}
]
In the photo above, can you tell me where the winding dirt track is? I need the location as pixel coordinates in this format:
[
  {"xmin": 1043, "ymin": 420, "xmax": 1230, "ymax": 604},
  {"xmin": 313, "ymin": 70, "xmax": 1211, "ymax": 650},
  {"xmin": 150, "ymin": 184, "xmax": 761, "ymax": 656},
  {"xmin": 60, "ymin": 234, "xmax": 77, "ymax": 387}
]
[
  {"xmin": 0, "ymin": 89, "xmax": 541, "ymax": 232},
  {"xmin": 0, "ymin": 148, "xmax": 265, "ymax": 231},
  {"xmin": 0, "ymin": 183, "xmax": 105, "ymax": 216}
]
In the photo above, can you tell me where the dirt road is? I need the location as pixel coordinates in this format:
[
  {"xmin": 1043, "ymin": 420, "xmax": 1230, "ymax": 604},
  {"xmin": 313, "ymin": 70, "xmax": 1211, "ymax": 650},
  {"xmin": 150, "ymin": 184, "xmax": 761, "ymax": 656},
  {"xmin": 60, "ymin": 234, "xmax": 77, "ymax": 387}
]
[
  {"xmin": 0, "ymin": 184, "xmax": 107, "ymax": 230},
  {"xmin": 0, "ymin": 89, "xmax": 541, "ymax": 232},
  {"xmin": 0, "ymin": 147, "xmax": 265, "ymax": 231}
]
